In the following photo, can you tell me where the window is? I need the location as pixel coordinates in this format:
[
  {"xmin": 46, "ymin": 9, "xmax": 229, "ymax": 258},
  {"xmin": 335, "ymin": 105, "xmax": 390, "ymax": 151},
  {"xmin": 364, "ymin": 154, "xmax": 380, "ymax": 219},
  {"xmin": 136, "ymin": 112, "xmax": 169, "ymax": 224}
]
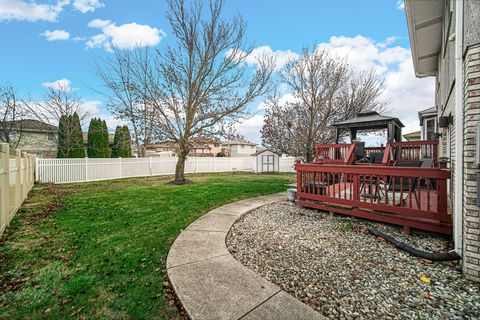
[
  {"xmin": 425, "ymin": 119, "xmax": 436, "ymax": 140},
  {"xmin": 48, "ymin": 132, "xmax": 55, "ymax": 141},
  {"xmin": 241, "ymin": 145, "xmax": 245, "ymax": 149}
]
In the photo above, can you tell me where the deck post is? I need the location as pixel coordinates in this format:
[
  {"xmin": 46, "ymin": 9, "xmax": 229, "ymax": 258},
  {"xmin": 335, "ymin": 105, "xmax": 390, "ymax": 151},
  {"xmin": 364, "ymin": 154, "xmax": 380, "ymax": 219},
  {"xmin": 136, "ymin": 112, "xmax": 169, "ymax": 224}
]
[
  {"xmin": 353, "ymin": 174, "xmax": 360, "ymax": 201},
  {"xmin": 437, "ymin": 177, "xmax": 448, "ymax": 214},
  {"xmin": 295, "ymin": 161, "xmax": 301, "ymax": 195}
]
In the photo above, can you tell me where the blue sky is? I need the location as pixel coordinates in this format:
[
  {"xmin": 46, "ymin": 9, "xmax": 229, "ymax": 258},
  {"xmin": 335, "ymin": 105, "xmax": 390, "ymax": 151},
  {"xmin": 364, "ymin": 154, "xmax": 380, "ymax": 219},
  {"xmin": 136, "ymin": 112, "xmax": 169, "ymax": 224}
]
[{"xmin": 0, "ymin": 0, "xmax": 434, "ymax": 144}]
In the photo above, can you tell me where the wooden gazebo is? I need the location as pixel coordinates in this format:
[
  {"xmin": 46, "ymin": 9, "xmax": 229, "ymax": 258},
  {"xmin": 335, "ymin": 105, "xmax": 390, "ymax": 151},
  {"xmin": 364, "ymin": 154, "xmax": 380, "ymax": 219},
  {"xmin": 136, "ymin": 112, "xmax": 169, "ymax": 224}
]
[{"xmin": 332, "ymin": 110, "xmax": 404, "ymax": 143}]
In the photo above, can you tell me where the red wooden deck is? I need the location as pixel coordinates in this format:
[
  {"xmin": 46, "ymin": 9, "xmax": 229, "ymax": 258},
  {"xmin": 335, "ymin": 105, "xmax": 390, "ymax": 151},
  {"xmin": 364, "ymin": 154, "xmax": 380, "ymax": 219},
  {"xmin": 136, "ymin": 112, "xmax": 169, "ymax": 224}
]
[{"xmin": 295, "ymin": 141, "xmax": 451, "ymax": 235}]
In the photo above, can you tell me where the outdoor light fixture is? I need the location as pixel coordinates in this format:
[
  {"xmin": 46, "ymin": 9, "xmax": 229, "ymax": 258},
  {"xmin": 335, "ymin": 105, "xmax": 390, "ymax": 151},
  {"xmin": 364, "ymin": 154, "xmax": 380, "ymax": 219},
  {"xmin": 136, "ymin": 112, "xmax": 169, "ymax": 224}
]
[{"xmin": 439, "ymin": 116, "xmax": 451, "ymax": 128}]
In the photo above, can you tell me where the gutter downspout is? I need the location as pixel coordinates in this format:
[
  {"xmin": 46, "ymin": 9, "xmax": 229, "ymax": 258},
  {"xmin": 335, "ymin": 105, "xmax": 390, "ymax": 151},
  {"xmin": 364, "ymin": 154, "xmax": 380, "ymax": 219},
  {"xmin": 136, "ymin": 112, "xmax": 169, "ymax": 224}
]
[{"xmin": 454, "ymin": 0, "xmax": 464, "ymax": 255}]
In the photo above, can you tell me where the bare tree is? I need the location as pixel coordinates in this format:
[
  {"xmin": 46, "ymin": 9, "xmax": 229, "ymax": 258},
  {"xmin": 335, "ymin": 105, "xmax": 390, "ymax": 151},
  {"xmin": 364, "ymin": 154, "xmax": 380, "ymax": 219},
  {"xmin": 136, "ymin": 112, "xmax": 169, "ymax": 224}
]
[
  {"xmin": 141, "ymin": 0, "xmax": 274, "ymax": 182},
  {"xmin": 0, "ymin": 84, "xmax": 27, "ymax": 148},
  {"xmin": 28, "ymin": 84, "xmax": 88, "ymax": 128},
  {"xmin": 261, "ymin": 47, "xmax": 387, "ymax": 162},
  {"xmin": 26, "ymin": 85, "xmax": 90, "ymax": 155},
  {"xmin": 94, "ymin": 47, "xmax": 157, "ymax": 157}
]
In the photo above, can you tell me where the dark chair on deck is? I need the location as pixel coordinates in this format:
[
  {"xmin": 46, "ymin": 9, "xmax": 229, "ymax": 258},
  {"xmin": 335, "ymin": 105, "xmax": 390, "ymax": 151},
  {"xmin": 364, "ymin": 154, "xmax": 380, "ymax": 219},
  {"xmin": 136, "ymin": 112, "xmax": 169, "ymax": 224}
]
[
  {"xmin": 379, "ymin": 161, "xmax": 422, "ymax": 207},
  {"xmin": 354, "ymin": 141, "xmax": 369, "ymax": 164},
  {"xmin": 369, "ymin": 152, "xmax": 384, "ymax": 164}
]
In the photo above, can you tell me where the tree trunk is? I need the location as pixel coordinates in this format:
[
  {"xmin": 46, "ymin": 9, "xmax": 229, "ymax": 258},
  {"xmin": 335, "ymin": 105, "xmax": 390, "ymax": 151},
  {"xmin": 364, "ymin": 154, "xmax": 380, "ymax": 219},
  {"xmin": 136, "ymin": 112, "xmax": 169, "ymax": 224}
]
[
  {"xmin": 305, "ymin": 142, "xmax": 315, "ymax": 163},
  {"xmin": 174, "ymin": 152, "xmax": 187, "ymax": 182}
]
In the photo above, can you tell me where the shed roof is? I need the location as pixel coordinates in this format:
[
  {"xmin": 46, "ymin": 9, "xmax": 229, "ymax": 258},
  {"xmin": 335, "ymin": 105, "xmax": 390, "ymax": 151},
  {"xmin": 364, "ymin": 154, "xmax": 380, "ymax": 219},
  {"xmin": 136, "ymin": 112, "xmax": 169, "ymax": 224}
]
[
  {"xmin": 332, "ymin": 110, "xmax": 404, "ymax": 129},
  {"xmin": 251, "ymin": 149, "xmax": 281, "ymax": 157}
]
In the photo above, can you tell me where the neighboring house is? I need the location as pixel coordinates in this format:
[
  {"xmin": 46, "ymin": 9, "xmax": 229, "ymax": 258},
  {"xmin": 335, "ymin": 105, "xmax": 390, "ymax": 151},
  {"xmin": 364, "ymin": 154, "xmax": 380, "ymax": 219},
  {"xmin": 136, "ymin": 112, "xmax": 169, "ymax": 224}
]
[
  {"xmin": 145, "ymin": 138, "xmax": 228, "ymax": 157},
  {"xmin": 222, "ymin": 139, "xmax": 257, "ymax": 157},
  {"xmin": 406, "ymin": 0, "xmax": 480, "ymax": 282},
  {"xmin": 0, "ymin": 119, "xmax": 57, "ymax": 157},
  {"xmin": 402, "ymin": 131, "xmax": 421, "ymax": 141},
  {"xmin": 418, "ymin": 107, "xmax": 438, "ymax": 140},
  {"xmin": 81, "ymin": 132, "xmax": 115, "ymax": 155}
]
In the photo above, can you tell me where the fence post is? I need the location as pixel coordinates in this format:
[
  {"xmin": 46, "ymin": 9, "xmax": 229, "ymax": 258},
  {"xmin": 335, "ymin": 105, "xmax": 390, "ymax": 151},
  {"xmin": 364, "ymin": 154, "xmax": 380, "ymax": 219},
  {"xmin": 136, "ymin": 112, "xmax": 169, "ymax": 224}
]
[
  {"xmin": 35, "ymin": 156, "xmax": 39, "ymax": 182},
  {"xmin": 15, "ymin": 150, "xmax": 21, "ymax": 208},
  {"xmin": 22, "ymin": 152, "xmax": 28, "ymax": 200},
  {"xmin": 119, "ymin": 157, "xmax": 122, "ymax": 179},
  {"xmin": 149, "ymin": 157, "xmax": 152, "ymax": 176},
  {"xmin": 85, "ymin": 157, "xmax": 88, "ymax": 182},
  {"xmin": 1, "ymin": 144, "xmax": 10, "ymax": 234}
]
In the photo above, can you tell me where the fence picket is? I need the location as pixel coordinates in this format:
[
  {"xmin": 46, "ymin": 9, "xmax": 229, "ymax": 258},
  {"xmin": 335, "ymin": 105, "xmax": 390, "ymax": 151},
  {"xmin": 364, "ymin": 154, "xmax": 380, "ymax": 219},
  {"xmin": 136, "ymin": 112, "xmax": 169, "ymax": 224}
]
[
  {"xmin": 0, "ymin": 143, "xmax": 36, "ymax": 236},
  {"xmin": 36, "ymin": 156, "xmax": 297, "ymax": 184}
]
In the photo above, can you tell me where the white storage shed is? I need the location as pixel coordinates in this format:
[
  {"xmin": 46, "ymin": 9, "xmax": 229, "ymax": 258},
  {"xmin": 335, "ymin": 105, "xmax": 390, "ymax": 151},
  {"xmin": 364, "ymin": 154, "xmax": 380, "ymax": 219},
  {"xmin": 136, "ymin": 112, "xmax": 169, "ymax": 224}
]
[{"xmin": 251, "ymin": 149, "xmax": 281, "ymax": 173}]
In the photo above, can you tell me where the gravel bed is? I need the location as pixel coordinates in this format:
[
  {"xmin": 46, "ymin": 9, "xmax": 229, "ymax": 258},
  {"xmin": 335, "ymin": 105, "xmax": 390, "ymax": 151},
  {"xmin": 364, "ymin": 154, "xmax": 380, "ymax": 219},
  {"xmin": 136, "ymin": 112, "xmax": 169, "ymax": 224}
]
[{"xmin": 226, "ymin": 201, "xmax": 480, "ymax": 320}]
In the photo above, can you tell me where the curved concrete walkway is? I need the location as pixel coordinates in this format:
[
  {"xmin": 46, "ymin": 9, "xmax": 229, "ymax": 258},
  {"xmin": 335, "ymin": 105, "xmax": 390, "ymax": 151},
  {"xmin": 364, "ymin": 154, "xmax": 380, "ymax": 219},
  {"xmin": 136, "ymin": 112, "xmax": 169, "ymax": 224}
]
[{"xmin": 166, "ymin": 194, "xmax": 325, "ymax": 320}]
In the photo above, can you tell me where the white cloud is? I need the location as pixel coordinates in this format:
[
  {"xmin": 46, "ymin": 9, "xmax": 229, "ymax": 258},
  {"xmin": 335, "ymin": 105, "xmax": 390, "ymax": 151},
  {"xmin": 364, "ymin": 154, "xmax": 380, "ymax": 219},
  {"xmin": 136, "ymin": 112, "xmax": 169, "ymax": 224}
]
[
  {"xmin": 247, "ymin": 46, "xmax": 300, "ymax": 71},
  {"xmin": 257, "ymin": 93, "xmax": 299, "ymax": 111},
  {"xmin": 235, "ymin": 114, "xmax": 265, "ymax": 144},
  {"xmin": 381, "ymin": 57, "xmax": 435, "ymax": 134},
  {"xmin": 317, "ymin": 35, "xmax": 434, "ymax": 134},
  {"xmin": 87, "ymin": 19, "xmax": 165, "ymax": 52},
  {"xmin": 226, "ymin": 46, "xmax": 299, "ymax": 72},
  {"xmin": 42, "ymin": 78, "xmax": 74, "ymax": 92},
  {"xmin": 73, "ymin": 0, "xmax": 104, "ymax": 13},
  {"xmin": 41, "ymin": 29, "xmax": 70, "ymax": 41},
  {"xmin": 316, "ymin": 35, "xmax": 410, "ymax": 75},
  {"xmin": 396, "ymin": 1, "xmax": 405, "ymax": 10},
  {"xmin": 238, "ymin": 35, "xmax": 435, "ymax": 144},
  {"xmin": 0, "ymin": 0, "xmax": 68, "ymax": 22}
]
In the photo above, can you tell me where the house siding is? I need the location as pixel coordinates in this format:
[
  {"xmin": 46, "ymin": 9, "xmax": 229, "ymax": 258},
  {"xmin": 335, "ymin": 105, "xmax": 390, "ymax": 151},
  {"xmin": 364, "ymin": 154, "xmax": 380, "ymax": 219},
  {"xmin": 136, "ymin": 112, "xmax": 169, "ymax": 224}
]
[
  {"xmin": 433, "ymin": 0, "xmax": 480, "ymax": 282},
  {"xmin": 17, "ymin": 132, "xmax": 57, "ymax": 157},
  {"xmin": 463, "ymin": 43, "xmax": 480, "ymax": 282}
]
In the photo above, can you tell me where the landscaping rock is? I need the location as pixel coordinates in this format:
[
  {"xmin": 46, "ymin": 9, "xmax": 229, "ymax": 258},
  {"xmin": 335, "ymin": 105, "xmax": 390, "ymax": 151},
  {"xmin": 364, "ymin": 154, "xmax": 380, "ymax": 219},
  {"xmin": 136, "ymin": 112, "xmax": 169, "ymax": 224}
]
[{"xmin": 226, "ymin": 201, "xmax": 480, "ymax": 320}]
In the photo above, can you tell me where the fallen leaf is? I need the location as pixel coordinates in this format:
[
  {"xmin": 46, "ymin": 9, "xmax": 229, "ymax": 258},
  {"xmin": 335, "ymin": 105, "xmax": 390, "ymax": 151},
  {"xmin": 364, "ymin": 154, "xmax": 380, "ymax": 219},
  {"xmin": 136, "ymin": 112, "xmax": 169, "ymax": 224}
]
[{"xmin": 420, "ymin": 276, "xmax": 431, "ymax": 284}]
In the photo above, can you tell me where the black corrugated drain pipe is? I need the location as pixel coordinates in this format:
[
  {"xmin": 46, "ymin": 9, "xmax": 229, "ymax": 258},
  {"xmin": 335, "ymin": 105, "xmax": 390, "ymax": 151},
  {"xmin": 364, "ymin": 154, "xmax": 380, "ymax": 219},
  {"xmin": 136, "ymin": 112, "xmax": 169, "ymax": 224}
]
[{"xmin": 368, "ymin": 227, "xmax": 461, "ymax": 262}]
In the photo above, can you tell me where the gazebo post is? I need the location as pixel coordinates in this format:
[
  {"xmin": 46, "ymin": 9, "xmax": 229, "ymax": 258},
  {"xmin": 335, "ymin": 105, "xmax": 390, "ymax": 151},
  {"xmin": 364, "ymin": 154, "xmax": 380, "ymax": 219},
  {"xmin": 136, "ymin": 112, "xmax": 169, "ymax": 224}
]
[
  {"xmin": 350, "ymin": 129, "xmax": 357, "ymax": 142},
  {"xmin": 387, "ymin": 123, "xmax": 394, "ymax": 142}
]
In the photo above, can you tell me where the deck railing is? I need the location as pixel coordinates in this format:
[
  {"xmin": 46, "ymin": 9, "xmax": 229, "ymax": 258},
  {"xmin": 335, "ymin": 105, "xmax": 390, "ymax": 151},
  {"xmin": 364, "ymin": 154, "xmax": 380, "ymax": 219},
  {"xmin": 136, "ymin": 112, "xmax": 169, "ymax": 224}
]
[
  {"xmin": 315, "ymin": 144, "xmax": 355, "ymax": 164},
  {"xmin": 382, "ymin": 140, "xmax": 438, "ymax": 166},
  {"xmin": 295, "ymin": 161, "xmax": 451, "ymax": 234},
  {"xmin": 315, "ymin": 140, "xmax": 439, "ymax": 166},
  {"xmin": 364, "ymin": 147, "xmax": 385, "ymax": 157}
]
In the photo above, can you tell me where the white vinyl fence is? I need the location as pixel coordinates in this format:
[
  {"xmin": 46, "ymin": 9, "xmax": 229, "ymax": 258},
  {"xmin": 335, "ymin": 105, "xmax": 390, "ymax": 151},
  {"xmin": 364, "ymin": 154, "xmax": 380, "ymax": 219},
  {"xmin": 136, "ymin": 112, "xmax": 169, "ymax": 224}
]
[
  {"xmin": 37, "ymin": 156, "xmax": 297, "ymax": 184},
  {"xmin": 1, "ymin": 143, "xmax": 36, "ymax": 236}
]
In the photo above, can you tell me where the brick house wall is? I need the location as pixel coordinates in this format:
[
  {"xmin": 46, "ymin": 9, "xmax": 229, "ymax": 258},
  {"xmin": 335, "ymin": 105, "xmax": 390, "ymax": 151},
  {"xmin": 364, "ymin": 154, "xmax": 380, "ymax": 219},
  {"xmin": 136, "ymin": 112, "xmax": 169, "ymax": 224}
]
[{"xmin": 463, "ymin": 44, "xmax": 480, "ymax": 281}]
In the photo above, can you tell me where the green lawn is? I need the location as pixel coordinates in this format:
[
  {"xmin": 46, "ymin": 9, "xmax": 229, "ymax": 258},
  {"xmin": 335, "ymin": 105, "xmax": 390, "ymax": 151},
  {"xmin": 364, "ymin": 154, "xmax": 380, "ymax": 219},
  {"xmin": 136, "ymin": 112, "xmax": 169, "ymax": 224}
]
[{"xmin": 0, "ymin": 173, "xmax": 294, "ymax": 319}]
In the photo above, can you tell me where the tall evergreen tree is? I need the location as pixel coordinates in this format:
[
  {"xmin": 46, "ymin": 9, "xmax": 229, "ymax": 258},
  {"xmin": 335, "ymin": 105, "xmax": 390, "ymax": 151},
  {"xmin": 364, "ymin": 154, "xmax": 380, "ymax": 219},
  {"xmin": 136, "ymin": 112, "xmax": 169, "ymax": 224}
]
[
  {"xmin": 111, "ymin": 125, "xmax": 122, "ymax": 158},
  {"xmin": 87, "ymin": 118, "xmax": 110, "ymax": 158},
  {"xmin": 69, "ymin": 112, "xmax": 85, "ymax": 158},
  {"xmin": 99, "ymin": 120, "xmax": 110, "ymax": 158},
  {"xmin": 87, "ymin": 118, "xmax": 99, "ymax": 158},
  {"xmin": 57, "ymin": 115, "xmax": 66, "ymax": 158},
  {"xmin": 120, "ymin": 126, "xmax": 132, "ymax": 157}
]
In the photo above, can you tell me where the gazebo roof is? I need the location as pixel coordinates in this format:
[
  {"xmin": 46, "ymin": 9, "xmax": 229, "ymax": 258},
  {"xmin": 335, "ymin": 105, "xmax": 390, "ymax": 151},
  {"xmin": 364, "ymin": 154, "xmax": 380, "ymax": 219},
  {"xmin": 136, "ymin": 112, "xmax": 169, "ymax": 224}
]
[{"xmin": 332, "ymin": 110, "xmax": 404, "ymax": 129}]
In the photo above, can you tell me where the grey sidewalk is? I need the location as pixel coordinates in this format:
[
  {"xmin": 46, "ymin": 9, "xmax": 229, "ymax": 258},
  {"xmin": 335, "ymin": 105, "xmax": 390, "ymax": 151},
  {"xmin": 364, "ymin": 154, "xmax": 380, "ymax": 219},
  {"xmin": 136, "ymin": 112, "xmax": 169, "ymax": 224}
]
[{"xmin": 166, "ymin": 194, "xmax": 325, "ymax": 320}]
